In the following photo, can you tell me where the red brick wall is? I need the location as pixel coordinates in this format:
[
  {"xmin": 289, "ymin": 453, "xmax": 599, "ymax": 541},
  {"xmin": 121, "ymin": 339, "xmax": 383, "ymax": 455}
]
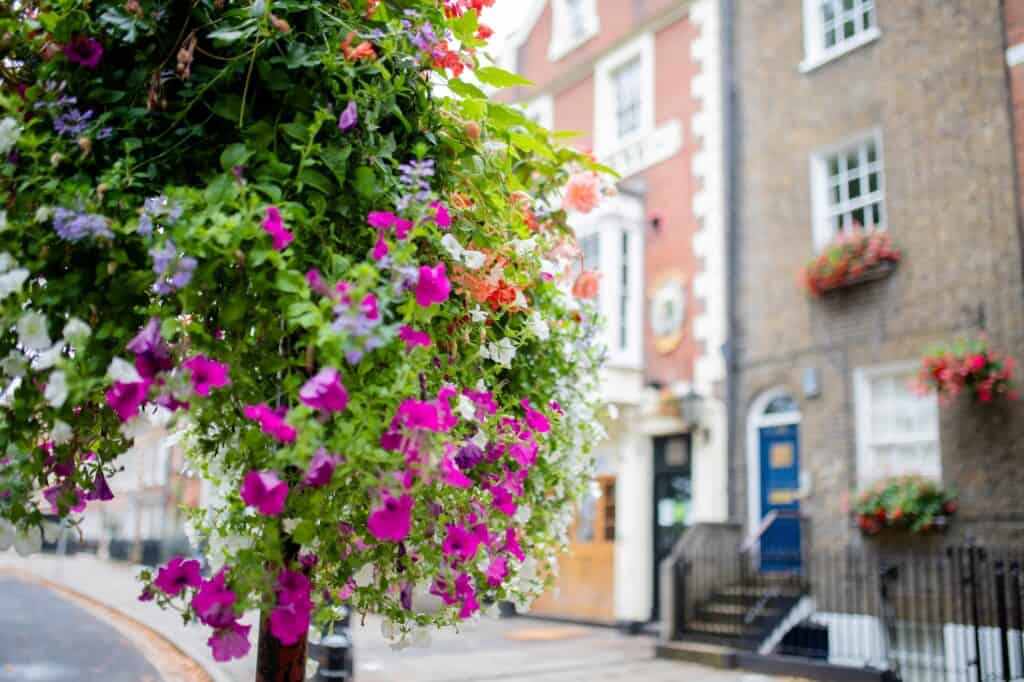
[{"xmin": 544, "ymin": 10, "xmax": 701, "ymax": 386}]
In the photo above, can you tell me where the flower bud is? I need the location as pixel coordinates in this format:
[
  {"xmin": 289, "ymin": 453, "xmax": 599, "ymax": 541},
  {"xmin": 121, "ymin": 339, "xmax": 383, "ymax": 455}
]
[
  {"xmin": 78, "ymin": 136, "xmax": 92, "ymax": 156},
  {"xmin": 270, "ymin": 14, "xmax": 291, "ymax": 33},
  {"xmin": 463, "ymin": 121, "xmax": 481, "ymax": 140}
]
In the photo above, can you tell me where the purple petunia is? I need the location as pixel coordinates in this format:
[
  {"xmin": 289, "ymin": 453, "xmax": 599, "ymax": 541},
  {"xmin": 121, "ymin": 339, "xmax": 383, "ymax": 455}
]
[
  {"xmin": 154, "ymin": 556, "xmax": 202, "ymax": 596},
  {"xmin": 64, "ymin": 37, "xmax": 104, "ymax": 69},
  {"xmin": 299, "ymin": 367, "xmax": 349, "ymax": 413},
  {"xmin": 367, "ymin": 494, "xmax": 413, "ymax": 542},
  {"xmin": 239, "ymin": 470, "xmax": 289, "ymax": 516},
  {"xmin": 338, "ymin": 101, "xmax": 358, "ymax": 132},
  {"xmin": 302, "ymin": 448, "xmax": 341, "ymax": 488}
]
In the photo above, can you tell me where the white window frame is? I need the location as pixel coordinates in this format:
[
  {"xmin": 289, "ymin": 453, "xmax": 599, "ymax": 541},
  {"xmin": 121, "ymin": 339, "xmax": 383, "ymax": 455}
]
[
  {"xmin": 524, "ymin": 95, "xmax": 554, "ymax": 130},
  {"xmin": 809, "ymin": 129, "xmax": 885, "ymax": 251},
  {"xmin": 800, "ymin": 0, "xmax": 881, "ymax": 74},
  {"xmin": 548, "ymin": 0, "xmax": 600, "ymax": 62},
  {"xmin": 854, "ymin": 362, "xmax": 942, "ymax": 488},
  {"xmin": 594, "ymin": 33, "xmax": 655, "ymax": 160},
  {"xmin": 571, "ymin": 194, "xmax": 644, "ymax": 370}
]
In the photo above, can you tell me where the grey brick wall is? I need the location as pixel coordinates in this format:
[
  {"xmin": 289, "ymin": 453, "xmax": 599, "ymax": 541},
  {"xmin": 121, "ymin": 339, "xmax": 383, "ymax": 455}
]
[{"xmin": 732, "ymin": 0, "xmax": 1024, "ymax": 552}]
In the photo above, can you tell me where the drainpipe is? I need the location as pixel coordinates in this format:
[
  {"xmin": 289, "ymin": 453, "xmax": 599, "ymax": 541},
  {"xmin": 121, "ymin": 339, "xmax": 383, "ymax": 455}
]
[
  {"xmin": 999, "ymin": 0, "xmax": 1024, "ymax": 294},
  {"xmin": 720, "ymin": 0, "xmax": 741, "ymax": 522}
]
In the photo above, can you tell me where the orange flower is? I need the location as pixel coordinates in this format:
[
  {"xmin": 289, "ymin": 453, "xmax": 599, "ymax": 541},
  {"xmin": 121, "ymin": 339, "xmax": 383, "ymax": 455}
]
[
  {"xmin": 342, "ymin": 31, "xmax": 377, "ymax": 62},
  {"xmin": 563, "ymin": 172, "xmax": 601, "ymax": 214},
  {"xmin": 451, "ymin": 192, "xmax": 474, "ymax": 210},
  {"xmin": 452, "ymin": 253, "xmax": 530, "ymax": 312},
  {"xmin": 572, "ymin": 271, "xmax": 600, "ymax": 300}
]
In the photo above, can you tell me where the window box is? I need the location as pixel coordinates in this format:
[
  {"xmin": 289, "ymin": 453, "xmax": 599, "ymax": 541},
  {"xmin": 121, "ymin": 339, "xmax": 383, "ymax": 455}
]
[
  {"xmin": 801, "ymin": 227, "xmax": 900, "ymax": 296},
  {"xmin": 852, "ymin": 476, "xmax": 956, "ymax": 536},
  {"xmin": 915, "ymin": 338, "xmax": 1019, "ymax": 405}
]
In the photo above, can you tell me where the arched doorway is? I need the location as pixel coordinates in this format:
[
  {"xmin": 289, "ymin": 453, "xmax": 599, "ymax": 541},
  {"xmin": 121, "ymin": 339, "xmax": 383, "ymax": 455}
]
[{"xmin": 746, "ymin": 389, "xmax": 802, "ymax": 571}]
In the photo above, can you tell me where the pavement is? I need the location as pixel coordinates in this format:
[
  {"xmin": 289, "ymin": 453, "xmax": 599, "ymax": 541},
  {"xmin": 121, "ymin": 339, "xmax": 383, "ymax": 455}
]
[{"xmin": 0, "ymin": 552, "xmax": 792, "ymax": 682}]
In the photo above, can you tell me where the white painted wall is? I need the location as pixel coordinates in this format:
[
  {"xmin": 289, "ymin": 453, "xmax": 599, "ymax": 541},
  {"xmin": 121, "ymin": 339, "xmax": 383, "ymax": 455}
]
[{"xmin": 613, "ymin": 419, "xmax": 654, "ymax": 622}]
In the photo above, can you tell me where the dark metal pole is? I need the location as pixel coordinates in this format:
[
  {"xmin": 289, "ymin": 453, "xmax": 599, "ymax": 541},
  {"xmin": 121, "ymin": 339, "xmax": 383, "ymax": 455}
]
[
  {"xmin": 1011, "ymin": 562, "xmax": 1023, "ymax": 678},
  {"xmin": 996, "ymin": 561, "xmax": 1012, "ymax": 682},
  {"xmin": 968, "ymin": 545, "xmax": 984, "ymax": 682},
  {"xmin": 878, "ymin": 563, "xmax": 900, "ymax": 680}
]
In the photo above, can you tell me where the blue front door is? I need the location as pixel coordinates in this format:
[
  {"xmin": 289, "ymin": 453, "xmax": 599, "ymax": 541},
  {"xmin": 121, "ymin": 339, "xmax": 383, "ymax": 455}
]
[{"xmin": 759, "ymin": 423, "xmax": 801, "ymax": 572}]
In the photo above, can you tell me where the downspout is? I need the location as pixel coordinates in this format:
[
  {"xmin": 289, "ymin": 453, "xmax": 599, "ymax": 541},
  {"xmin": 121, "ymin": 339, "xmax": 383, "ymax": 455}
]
[
  {"xmin": 999, "ymin": 0, "xmax": 1024, "ymax": 293},
  {"xmin": 721, "ymin": 0, "xmax": 741, "ymax": 521}
]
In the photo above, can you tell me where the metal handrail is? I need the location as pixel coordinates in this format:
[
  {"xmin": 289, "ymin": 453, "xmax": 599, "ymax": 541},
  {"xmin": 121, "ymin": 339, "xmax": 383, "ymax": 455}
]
[{"xmin": 740, "ymin": 509, "xmax": 805, "ymax": 555}]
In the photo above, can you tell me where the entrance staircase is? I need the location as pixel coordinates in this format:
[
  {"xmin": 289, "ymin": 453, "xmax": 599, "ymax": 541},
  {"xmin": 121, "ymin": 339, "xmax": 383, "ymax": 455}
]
[{"xmin": 680, "ymin": 572, "xmax": 807, "ymax": 650}]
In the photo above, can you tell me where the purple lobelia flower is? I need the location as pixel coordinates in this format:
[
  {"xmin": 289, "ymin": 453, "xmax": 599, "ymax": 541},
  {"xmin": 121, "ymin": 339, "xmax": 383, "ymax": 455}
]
[
  {"xmin": 338, "ymin": 101, "xmax": 358, "ymax": 132},
  {"xmin": 54, "ymin": 108, "xmax": 93, "ymax": 136},
  {"xmin": 150, "ymin": 240, "xmax": 197, "ymax": 295},
  {"xmin": 53, "ymin": 207, "xmax": 113, "ymax": 241}
]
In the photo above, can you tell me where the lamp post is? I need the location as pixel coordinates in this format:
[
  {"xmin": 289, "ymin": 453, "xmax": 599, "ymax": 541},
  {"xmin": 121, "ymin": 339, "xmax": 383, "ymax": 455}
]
[{"xmin": 679, "ymin": 388, "xmax": 704, "ymax": 430}]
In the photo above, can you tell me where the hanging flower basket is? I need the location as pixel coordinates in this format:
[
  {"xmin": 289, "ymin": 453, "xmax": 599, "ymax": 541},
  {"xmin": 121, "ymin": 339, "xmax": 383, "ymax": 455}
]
[
  {"xmin": 853, "ymin": 476, "xmax": 956, "ymax": 536},
  {"xmin": 801, "ymin": 228, "xmax": 900, "ymax": 296},
  {"xmin": 915, "ymin": 338, "xmax": 1018, "ymax": 404}
]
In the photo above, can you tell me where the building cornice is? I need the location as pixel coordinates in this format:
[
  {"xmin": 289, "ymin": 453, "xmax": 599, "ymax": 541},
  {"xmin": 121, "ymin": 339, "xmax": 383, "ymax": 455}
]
[{"xmin": 513, "ymin": 0, "xmax": 695, "ymax": 105}]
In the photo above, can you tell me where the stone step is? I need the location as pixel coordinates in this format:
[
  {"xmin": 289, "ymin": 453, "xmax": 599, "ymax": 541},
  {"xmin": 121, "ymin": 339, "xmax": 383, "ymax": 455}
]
[{"xmin": 655, "ymin": 639, "xmax": 739, "ymax": 669}]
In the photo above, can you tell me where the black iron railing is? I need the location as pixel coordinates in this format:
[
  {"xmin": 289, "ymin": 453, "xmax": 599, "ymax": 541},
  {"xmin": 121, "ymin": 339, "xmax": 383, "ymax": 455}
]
[{"xmin": 673, "ymin": 543, "xmax": 1024, "ymax": 682}]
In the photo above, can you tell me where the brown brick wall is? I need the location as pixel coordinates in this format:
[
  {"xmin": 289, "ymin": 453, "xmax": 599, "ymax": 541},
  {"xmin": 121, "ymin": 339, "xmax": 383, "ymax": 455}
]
[{"xmin": 733, "ymin": 0, "xmax": 1024, "ymax": 552}]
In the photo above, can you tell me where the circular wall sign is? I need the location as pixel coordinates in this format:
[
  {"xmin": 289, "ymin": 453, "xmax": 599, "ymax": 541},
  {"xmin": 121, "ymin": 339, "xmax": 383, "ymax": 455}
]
[{"xmin": 650, "ymin": 275, "xmax": 687, "ymax": 354}]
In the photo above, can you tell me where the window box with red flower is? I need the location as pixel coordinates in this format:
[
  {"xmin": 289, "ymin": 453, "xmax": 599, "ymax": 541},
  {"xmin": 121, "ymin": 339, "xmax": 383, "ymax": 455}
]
[
  {"xmin": 915, "ymin": 338, "xmax": 1018, "ymax": 405},
  {"xmin": 801, "ymin": 227, "xmax": 900, "ymax": 296},
  {"xmin": 853, "ymin": 476, "xmax": 957, "ymax": 536}
]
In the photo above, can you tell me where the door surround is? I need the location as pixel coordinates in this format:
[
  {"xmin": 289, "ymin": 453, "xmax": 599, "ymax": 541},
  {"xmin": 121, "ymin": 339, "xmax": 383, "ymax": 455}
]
[{"xmin": 745, "ymin": 388, "xmax": 802, "ymax": 536}]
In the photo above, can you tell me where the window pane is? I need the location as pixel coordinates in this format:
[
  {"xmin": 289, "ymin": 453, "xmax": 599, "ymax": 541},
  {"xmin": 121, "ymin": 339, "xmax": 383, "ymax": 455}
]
[
  {"xmin": 871, "ymin": 203, "xmax": 882, "ymax": 226},
  {"xmin": 846, "ymin": 151, "xmax": 859, "ymax": 172},
  {"xmin": 868, "ymin": 171, "xmax": 879, "ymax": 193},
  {"xmin": 581, "ymin": 234, "xmax": 600, "ymax": 272},
  {"xmin": 849, "ymin": 176, "xmax": 861, "ymax": 199},
  {"xmin": 851, "ymin": 207, "xmax": 865, "ymax": 227},
  {"xmin": 821, "ymin": 1, "xmax": 835, "ymax": 22},
  {"xmin": 613, "ymin": 58, "xmax": 644, "ymax": 139},
  {"xmin": 619, "ymin": 231, "xmax": 630, "ymax": 351},
  {"xmin": 828, "ymin": 157, "xmax": 840, "ymax": 178}
]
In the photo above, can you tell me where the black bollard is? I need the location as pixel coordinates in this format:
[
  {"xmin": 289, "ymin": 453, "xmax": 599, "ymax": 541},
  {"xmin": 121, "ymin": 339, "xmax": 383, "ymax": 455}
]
[{"xmin": 308, "ymin": 607, "xmax": 354, "ymax": 681}]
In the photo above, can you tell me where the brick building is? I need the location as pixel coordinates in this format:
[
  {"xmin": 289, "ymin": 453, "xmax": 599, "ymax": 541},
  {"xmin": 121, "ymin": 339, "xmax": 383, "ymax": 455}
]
[{"xmin": 503, "ymin": 0, "xmax": 728, "ymax": 626}]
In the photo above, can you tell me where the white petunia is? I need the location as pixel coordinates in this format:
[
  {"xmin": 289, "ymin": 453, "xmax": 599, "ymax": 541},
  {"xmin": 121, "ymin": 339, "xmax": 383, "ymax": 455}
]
[
  {"xmin": 0, "ymin": 117, "xmax": 21, "ymax": 157},
  {"xmin": 529, "ymin": 312, "xmax": 550, "ymax": 341},
  {"xmin": 511, "ymin": 237, "xmax": 537, "ymax": 257},
  {"xmin": 34, "ymin": 206, "xmax": 52, "ymax": 224},
  {"xmin": 482, "ymin": 337, "xmax": 517, "ymax": 368},
  {"xmin": 471, "ymin": 430, "xmax": 488, "ymax": 448},
  {"xmin": 0, "ymin": 352, "xmax": 27, "ymax": 378},
  {"xmin": 62, "ymin": 317, "xmax": 92, "ymax": 343},
  {"xmin": 0, "ymin": 252, "xmax": 13, "ymax": 272},
  {"xmin": 16, "ymin": 310, "xmax": 52, "ymax": 351},
  {"xmin": 282, "ymin": 518, "xmax": 301, "ymax": 534},
  {"xmin": 107, "ymin": 357, "xmax": 143, "ymax": 384},
  {"xmin": 44, "ymin": 370, "xmax": 68, "ymax": 407},
  {"xmin": 51, "ymin": 419, "xmax": 73, "ymax": 444},
  {"xmin": 469, "ymin": 306, "xmax": 487, "ymax": 323},
  {"xmin": 0, "ymin": 268, "xmax": 29, "ymax": 300},
  {"xmin": 462, "ymin": 249, "xmax": 486, "ymax": 269},
  {"xmin": 0, "ymin": 377, "xmax": 21, "ymax": 407},
  {"xmin": 456, "ymin": 393, "xmax": 476, "ymax": 422},
  {"xmin": 32, "ymin": 344, "xmax": 63, "ymax": 371},
  {"xmin": 440, "ymin": 233, "xmax": 463, "ymax": 260}
]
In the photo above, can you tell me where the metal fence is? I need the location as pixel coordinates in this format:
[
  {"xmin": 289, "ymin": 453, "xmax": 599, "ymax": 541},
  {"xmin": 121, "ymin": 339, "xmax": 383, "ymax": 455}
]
[{"xmin": 674, "ymin": 544, "xmax": 1024, "ymax": 682}]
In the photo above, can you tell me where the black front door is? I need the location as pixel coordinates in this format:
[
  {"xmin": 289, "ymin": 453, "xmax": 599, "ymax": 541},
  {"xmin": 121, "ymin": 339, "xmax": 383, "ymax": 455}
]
[{"xmin": 652, "ymin": 435, "xmax": 692, "ymax": 620}]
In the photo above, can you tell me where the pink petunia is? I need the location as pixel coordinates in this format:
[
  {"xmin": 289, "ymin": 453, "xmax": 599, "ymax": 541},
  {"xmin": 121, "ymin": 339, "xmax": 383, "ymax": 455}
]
[
  {"xmin": 367, "ymin": 211, "xmax": 397, "ymax": 229},
  {"xmin": 398, "ymin": 326, "xmax": 431, "ymax": 350},
  {"xmin": 486, "ymin": 556, "xmax": 509, "ymax": 587},
  {"xmin": 262, "ymin": 206, "xmax": 294, "ymax": 250},
  {"xmin": 154, "ymin": 556, "xmax": 202, "ymax": 596},
  {"xmin": 208, "ymin": 621, "xmax": 251, "ymax": 662},
  {"xmin": 521, "ymin": 399, "xmax": 551, "ymax": 433},
  {"xmin": 191, "ymin": 570, "xmax": 237, "ymax": 628},
  {"xmin": 183, "ymin": 355, "xmax": 231, "ymax": 396},
  {"xmin": 302, "ymin": 448, "xmax": 341, "ymax": 488},
  {"xmin": 299, "ymin": 368, "xmax": 349, "ymax": 413},
  {"xmin": 563, "ymin": 172, "xmax": 602, "ymax": 214},
  {"xmin": 430, "ymin": 201, "xmax": 451, "ymax": 229},
  {"xmin": 443, "ymin": 524, "xmax": 481, "ymax": 561},
  {"xmin": 239, "ymin": 470, "xmax": 289, "ymax": 516},
  {"xmin": 243, "ymin": 403, "xmax": 298, "ymax": 443},
  {"xmin": 415, "ymin": 263, "xmax": 451, "ymax": 307},
  {"xmin": 367, "ymin": 493, "xmax": 413, "ymax": 542},
  {"xmin": 441, "ymin": 455, "xmax": 473, "ymax": 489}
]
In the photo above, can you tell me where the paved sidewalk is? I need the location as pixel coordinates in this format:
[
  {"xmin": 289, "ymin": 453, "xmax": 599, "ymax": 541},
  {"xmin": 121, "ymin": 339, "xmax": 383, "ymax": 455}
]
[{"xmin": 0, "ymin": 552, "xmax": 789, "ymax": 682}]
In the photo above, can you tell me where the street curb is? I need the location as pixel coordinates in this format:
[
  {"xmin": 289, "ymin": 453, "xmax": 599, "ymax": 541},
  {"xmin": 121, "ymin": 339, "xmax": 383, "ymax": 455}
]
[{"xmin": 0, "ymin": 566, "xmax": 231, "ymax": 682}]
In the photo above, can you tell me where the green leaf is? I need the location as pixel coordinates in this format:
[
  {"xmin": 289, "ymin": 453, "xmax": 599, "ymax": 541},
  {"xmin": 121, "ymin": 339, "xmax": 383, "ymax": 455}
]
[
  {"xmin": 286, "ymin": 302, "xmax": 321, "ymax": 329},
  {"xmin": 510, "ymin": 133, "xmax": 556, "ymax": 161},
  {"xmin": 474, "ymin": 67, "xmax": 534, "ymax": 89},
  {"xmin": 220, "ymin": 144, "xmax": 253, "ymax": 171},
  {"xmin": 211, "ymin": 95, "xmax": 245, "ymax": 122},
  {"xmin": 447, "ymin": 79, "xmax": 487, "ymax": 100},
  {"xmin": 274, "ymin": 270, "xmax": 307, "ymax": 295},
  {"xmin": 207, "ymin": 21, "xmax": 258, "ymax": 43},
  {"xmin": 204, "ymin": 173, "xmax": 239, "ymax": 206},
  {"xmin": 298, "ymin": 169, "xmax": 335, "ymax": 195},
  {"xmin": 320, "ymin": 147, "xmax": 351, "ymax": 186},
  {"xmin": 352, "ymin": 166, "xmax": 379, "ymax": 198}
]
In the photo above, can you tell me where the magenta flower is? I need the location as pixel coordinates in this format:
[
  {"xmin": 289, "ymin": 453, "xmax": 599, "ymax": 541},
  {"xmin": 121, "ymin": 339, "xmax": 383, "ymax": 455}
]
[
  {"xmin": 306, "ymin": 270, "xmax": 332, "ymax": 298},
  {"xmin": 464, "ymin": 389, "xmax": 499, "ymax": 416},
  {"xmin": 415, "ymin": 263, "xmax": 451, "ymax": 307},
  {"xmin": 302, "ymin": 448, "xmax": 341, "ymax": 487},
  {"xmin": 183, "ymin": 355, "xmax": 231, "ymax": 396},
  {"xmin": 360, "ymin": 293, "xmax": 379, "ymax": 321},
  {"xmin": 107, "ymin": 379, "xmax": 151, "ymax": 422},
  {"xmin": 270, "ymin": 592, "xmax": 313, "ymax": 646},
  {"xmin": 394, "ymin": 218, "xmax": 414, "ymax": 240},
  {"xmin": 243, "ymin": 403, "xmax": 298, "ymax": 443},
  {"xmin": 396, "ymin": 398, "xmax": 441, "ymax": 431},
  {"xmin": 262, "ymin": 206, "xmax": 294, "ymax": 250},
  {"xmin": 338, "ymin": 100, "xmax": 358, "ymax": 131},
  {"xmin": 43, "ymin": 484, "xmax": 86, "ymax": 514},
  {"xmin": 504, "ymin": 528, "xmax": 525, "ymax": 562},
  {"xmin": 127, "ymin": 318, "xmax": 173, "ymax": 378},
  {"xmin": 443, "ymin": 524, "xmax": 481, "ymax": 561},
  {"xmin": 240, "ymin": 470, "xmax": 289, "ymax": 516},
  {"xmin": 64, "ymin": 36, "xmax": 104, "ymax": 69},
  {"xmin": 367, "ymin": 494, "xmax": 413, "ymax": 542},
  {"xmin": 431, "ymin": 201, "xmax": 451, "ymax": 228},
  {"xmin": 191, "ymin": 570, "xmax": 237, "ymax": 628},
  {"xmin": 487, "ymin": 555, "xmax": 508, "ymax": 587},
  {"xmin": 398, "ymin": 326, "xmax": 431, "ymax": 350},
  {"xmin": 85, "ymin": 471, "xmax": 114, "ymax": 502},
  {"xmin": 442, "ymin": 455, "xmax": 473, "ymax": 489},
  {"xmin": 372, "ymin": 236, "xmax": 389, "ymax": 261},
  {"xmin": 367, "ymin": 211, "xmax": 397, "ymax": 228},
  {"xmin": 299, "ymin": 368, "xmax": 349, "ymax": 413},
  {"xmin": 208, "ymin": 621, "xmax": 251, "ymax": 662},
  {"xmin": 521, "ymin": 399, "xmax": 551, "ymax": 433},
  {"xmin": 455, "ymin": 573, "xmax": 480, "ymax": 619},
  {"xmin": 154, "ymin": 556, "xmax": 202, "ymax": 596}
]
